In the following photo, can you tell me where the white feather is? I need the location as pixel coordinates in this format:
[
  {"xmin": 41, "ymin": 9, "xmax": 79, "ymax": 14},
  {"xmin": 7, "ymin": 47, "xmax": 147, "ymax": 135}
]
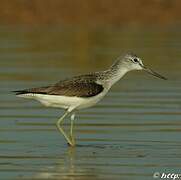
[{"xmin": 17, "ymin": 88, "xmax": 108, "ymax": 111}]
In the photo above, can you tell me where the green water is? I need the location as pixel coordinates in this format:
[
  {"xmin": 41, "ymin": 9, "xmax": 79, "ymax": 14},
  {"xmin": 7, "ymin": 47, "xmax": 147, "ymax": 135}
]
[{"xmin": 0, "ymin": 25, "xmax": 181, "ymax": 180}]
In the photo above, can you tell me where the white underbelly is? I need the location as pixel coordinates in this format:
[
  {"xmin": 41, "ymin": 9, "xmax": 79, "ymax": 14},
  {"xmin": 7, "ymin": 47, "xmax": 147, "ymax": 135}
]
[{"xmin": 18, "ymin": 90, "xmax": 107, "ymax": 111}]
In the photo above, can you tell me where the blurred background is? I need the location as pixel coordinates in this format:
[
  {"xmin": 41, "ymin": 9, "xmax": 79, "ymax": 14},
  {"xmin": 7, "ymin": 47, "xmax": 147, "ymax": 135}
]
[
  {"xmin": 0, "ymin": 0, "xmax": 181, "ymax": 26},
  {"xmin": 0, "ymin": 0, "xmax": 181, "ymax": 72},
  {"xmin": 1, "ymin": 1, "xmax": 181, "ymax": 180}
]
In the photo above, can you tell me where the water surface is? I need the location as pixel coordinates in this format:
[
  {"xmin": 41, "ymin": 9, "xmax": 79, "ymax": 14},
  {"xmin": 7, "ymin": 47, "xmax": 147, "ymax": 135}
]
[{"xmin": 0, "ymin": 26, "xmax": 181, "ymax": 179}]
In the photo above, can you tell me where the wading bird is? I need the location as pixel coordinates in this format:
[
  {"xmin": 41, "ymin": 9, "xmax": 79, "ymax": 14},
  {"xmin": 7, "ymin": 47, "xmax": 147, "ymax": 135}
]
[{"xmin": 14, "ymin": 53, "xmax": 167, "ymax": 146}]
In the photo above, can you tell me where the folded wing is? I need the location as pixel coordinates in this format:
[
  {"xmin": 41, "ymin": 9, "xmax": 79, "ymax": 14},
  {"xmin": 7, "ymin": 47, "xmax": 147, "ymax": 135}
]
[{"xmin": 13, "ymin": 75, "xmax": 104, "ymax": 98}]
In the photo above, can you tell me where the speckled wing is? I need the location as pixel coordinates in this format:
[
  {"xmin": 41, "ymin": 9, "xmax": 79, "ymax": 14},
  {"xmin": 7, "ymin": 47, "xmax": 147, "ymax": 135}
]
[{"xmin": 13, "ymin": 74, "xmax": 104, "ymax": 98}]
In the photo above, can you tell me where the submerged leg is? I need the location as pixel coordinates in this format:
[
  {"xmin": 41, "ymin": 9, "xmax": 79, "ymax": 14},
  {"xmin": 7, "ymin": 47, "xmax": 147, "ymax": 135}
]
[
  {"xmin": 56, "ymin": 110, "xmax": 74, "ymax": 146},
  {"xmin": 70, "ymin": 113, "xmax": 75, "ymax": 144}
]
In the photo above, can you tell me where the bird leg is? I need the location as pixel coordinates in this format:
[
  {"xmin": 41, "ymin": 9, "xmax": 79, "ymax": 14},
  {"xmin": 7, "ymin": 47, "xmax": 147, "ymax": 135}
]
[
  {"xmin": 56, "ymin": 110, "xmax": 74, "ymax": 146},
  {"xmin": 70, "ymin": 113, "xmax": 75, "ymax": 145}
]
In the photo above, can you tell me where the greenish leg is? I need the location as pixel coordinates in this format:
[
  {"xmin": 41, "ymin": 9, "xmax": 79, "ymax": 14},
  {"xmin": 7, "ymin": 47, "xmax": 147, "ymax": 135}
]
[
  {"xmin": 56, "ymin": 110, "xmax": 74, "ymax": 146},
  {"xmin": 70, "ymin": 113, "xmax": 75, "ymax": 144}
]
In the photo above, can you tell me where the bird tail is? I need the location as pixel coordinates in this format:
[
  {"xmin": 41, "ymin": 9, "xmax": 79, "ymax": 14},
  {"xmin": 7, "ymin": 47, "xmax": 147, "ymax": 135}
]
[{"xmin": 12, "ymin": 90, "xmax": 29, "ymax": 95}]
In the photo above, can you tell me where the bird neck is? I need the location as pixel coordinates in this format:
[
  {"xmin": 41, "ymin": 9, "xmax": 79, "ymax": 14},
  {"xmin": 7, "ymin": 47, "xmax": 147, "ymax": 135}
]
[{"xmin": 103, "ymin": 63, "xmax": 129, "ymax": 86}]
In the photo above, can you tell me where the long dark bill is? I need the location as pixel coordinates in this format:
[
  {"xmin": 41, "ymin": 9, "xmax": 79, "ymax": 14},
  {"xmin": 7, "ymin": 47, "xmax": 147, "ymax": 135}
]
[{"xmin": 143, "ymin": 66, "xmax": 167, "ymax": 80}]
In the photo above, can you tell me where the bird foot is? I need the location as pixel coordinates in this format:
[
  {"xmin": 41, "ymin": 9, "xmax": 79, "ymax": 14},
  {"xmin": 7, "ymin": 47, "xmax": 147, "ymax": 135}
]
[{"xmin": 68, "ymin": 136, "xmax": 76, "ymax": 147}]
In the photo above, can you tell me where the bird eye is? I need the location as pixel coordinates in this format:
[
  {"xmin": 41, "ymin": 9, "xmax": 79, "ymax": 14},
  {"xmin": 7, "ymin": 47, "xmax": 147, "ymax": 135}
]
[{"xmin": 133, "ymin": 58, "xmax": 138, "ymax": 63}]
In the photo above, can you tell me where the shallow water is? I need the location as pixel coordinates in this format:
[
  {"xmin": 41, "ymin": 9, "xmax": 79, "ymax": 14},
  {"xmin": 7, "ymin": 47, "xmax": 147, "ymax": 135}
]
[{"xmin": 0, "ymin": 25, "xmax": 181, "ymax": 180}]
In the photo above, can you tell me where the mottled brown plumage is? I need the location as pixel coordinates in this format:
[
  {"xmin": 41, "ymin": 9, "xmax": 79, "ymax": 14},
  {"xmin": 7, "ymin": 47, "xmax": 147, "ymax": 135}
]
[{"xmin": 14, "ymin": 73, "xmax": 104, "ymax": 97}]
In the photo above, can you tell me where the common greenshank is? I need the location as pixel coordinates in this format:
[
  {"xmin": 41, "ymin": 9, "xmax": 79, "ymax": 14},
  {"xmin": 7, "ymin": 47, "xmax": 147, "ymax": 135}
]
[{"xmin": 14, "ymin": 53, "xmax": 167, "ymax": 146}]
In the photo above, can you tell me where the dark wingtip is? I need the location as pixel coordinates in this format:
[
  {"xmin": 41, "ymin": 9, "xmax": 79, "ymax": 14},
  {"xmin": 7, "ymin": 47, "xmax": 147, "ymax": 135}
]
[
  {"xmin": 12, "ymin": 90, "xmax": 28, "ymax": 95},
  {"xmin": 12, "ymin": 90, "xmax": 47, "ymax": 95}
]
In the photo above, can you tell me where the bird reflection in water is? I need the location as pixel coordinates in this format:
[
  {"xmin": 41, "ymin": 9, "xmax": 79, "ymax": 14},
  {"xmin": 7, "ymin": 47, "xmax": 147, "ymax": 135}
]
[{"xmin": 33, "ymin": 147, "xmax": 98, "ymax": 179}]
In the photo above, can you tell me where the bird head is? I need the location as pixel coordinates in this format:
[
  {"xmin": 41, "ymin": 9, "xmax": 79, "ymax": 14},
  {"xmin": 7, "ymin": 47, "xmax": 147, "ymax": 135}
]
[{"xmin": 120, "ymin": 53, "xmax": 167, "ymax": 80}]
